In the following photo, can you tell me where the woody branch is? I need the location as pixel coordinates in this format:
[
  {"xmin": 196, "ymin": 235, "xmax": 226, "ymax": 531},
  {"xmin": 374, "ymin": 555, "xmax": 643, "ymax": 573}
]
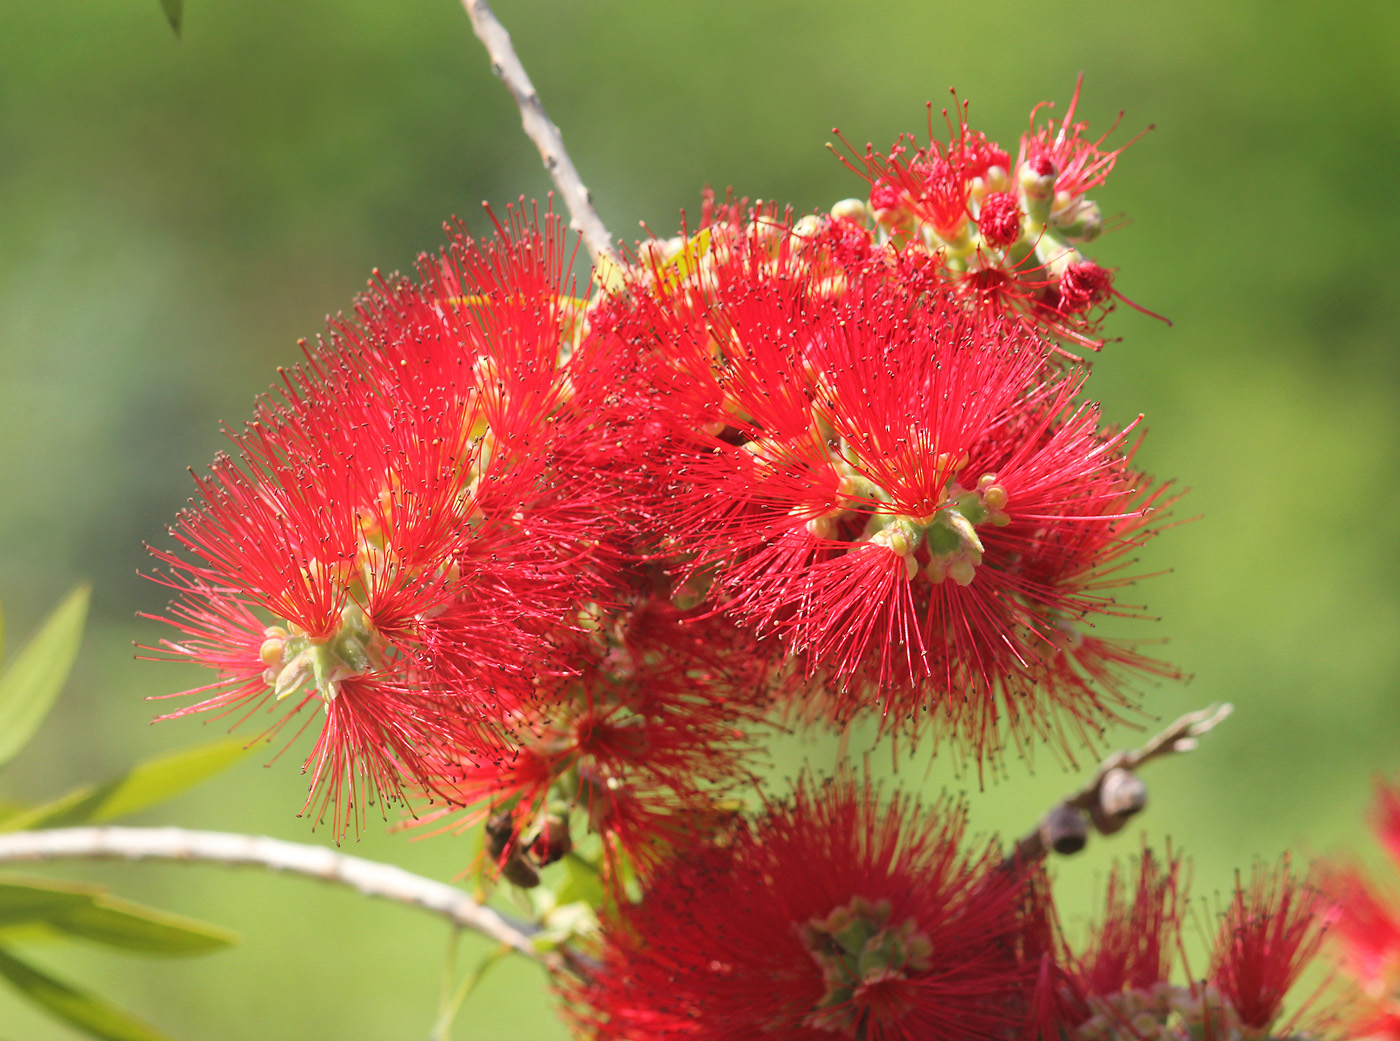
[
  {"xmin": 0, "ymin": 826, "xmax": 557, "ymax": 967},
  {"xmin": 1009, "ymin": 703, "xmax": 1234, "ymax": 865},
  {"xmin": 459, "ymin": 0, "xmax": 616, "ymax": 269}
]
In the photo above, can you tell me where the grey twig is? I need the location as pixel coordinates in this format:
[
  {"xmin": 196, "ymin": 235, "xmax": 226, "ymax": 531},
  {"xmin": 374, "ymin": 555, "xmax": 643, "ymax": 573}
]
[
  {"xmin": 0, "ymin": 825, "xmax": 553, "ymax": 965},
  {"xmin": 1008, "ymin": 703, "xmax": 1234, "ymax": 865},
  {"xmin": 459, "ymin": 0, "xmax": 617, "ymax": 269}
]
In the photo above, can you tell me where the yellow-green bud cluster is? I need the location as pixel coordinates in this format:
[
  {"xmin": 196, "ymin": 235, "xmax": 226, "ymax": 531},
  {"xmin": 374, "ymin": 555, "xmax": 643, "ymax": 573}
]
[
  {"xmin": 799, "ymin": 896, "xmax": 934, "ymax": 1037},
  {"xmin": 1071, "ymin": 983, "xmax": 1261, "ymax": 1041},
  {"xmin": 259, "ymin": 602, "xmax": 383, "ymax": 705}
]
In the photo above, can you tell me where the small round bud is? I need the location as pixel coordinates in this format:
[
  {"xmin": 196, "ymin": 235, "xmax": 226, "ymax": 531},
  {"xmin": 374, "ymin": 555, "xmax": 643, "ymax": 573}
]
[
  {"xmin": 830, "ymin": 197, "xmax": 868, "ymax": 223},
  {"xmin": 1040, "ymin": 804, "xmax": 1089, "ymax": 855},
  {"xmin": 1019, "ymin": 159, "xmax": 1057, "ymax": 200},
  {"xmin": 791, "ymin": 214, "xmax": 822, "ymax": 240},
  {"xmin": 258, "ymin": 635, "xmax": 287, "ymax": 668},
  {"xmin": 530, "ymin": 813, "xmax": 573, "ymax": 867},
  {"xmin": 947, "ymin": 559, "xmax": 977, "ymax": 587},
  {"xmin": 977, "ymin": 191, "xmax": 1023, "ymax": 248},
  {"xmin": 1090, "ymin": 768, "xmax": 1148, "ymax": 835}
]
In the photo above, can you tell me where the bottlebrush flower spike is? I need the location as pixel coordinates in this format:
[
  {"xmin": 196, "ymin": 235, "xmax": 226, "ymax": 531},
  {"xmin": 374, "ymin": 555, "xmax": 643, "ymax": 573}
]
[
  {"xmin": 1019, "ymin": 74, "xmax": 1146, "ymax": 216},
  {"xmin": 1326, "ymin": 779, "xmax": 1400, "ymax": 1041},
  {"xmin": 1041, "ymin": 849, "xmax": 1336, "ymax": 1041},
  {"xmin": 1075, "ymin": 849, "xmax": 1185, "ymax": 998},
  {"xmin": 838, "ymin": 94, "xmax": 1010, "ymax": 245},
  {"xmin": 144, "ymin": 207, "xmax": 610, "ymax": 836},
  {"xmin": 1209, "ymin": 858, "xmax": 1334, "ymax": 1039},
  {"xmin": 831, "ymin": 82, "xmax": 1156, "ymax": 352},
  {"xmin": 601, "ymin": 223, "xmax": 1176, "ymax": 767},
  {"xmin": 564, "ymin": 769, "xmax": 1042, "ymax": 1041},
  {"xmin": 413, "ymin": 599, "xmax": 778, "ymax": 883}
]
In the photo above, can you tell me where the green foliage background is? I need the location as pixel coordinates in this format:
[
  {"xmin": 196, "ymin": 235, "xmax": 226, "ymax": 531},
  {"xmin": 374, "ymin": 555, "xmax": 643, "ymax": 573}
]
[{"xmin": 1, "ymin": 0, "xmax": 1397, "ymax": 1037}]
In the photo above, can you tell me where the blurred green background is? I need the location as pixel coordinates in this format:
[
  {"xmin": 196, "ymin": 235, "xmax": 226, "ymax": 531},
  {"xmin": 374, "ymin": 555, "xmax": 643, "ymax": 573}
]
[{"xmin": 2, "ymin": 0, "xmax": 1398, "ymax": 1037}]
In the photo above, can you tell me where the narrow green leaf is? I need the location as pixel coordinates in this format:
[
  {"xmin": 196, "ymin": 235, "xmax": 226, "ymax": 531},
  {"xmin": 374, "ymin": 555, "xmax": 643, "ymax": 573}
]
[
  {"xmin": 45, "ymin": 895, "xmax": 239, "ymax": 956},
  {"xmin": 0, "ymin": 876, "xmax": 237, "ymax": 956},
  {"xmin": 0, "ymin": 786, "xmax": 93, "ymax": 834},
  {"xmin": 158, "ymin": 0, "xmax": 182, "ymax": 37},
  {"xmin": 0, "ymin": 946, "xmax": 176, "ymax": 1041},
  {"xmin": 0, "ymin": 878, "xmax": 93, "ymax": 927},
  {"xmin": 87, "ymin": 736, "xmax": 250, "ymax": 823},
  {"xmin": 0, "ymin": 585, "xmax": 90, "ymax": 769},
  {"xmin": 1, "ymin": 736, "xmax": 251, "ymax": 832}
]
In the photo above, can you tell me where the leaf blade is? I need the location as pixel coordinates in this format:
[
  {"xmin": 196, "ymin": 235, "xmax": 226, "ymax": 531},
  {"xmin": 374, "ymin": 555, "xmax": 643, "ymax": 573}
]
[
  {"xmin": 0, "ymin": 585, "xmax": 90, "ymax": 769},
  {"xmin": 0, "ymin": 877, "xmax": 96, "ymax": 928},
  {"xmin": 46, "ymin": 895, "xmax": 239, "ymax": 956},
  {"xmin": 0, "ymin": 876, "xmax": 236, "ymax": 956},
  {"xmin": 0, "ymin": 946, "xmax": 176, "ymax": 1041},
  {"xmin": 158, "ymin": 0, "xmax": 182, "ymax": 36},
  {"xmin": 0, "ymin": 736, "xmax": 251, "ymax": 832}
]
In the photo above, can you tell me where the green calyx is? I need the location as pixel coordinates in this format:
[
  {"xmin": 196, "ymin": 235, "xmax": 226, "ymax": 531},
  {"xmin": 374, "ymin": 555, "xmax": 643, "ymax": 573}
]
[
  {"xmin": 1071, "ymin": 982, "xmax": 1254, "ymax": 1041},
  {"xmin": 799, "ymin": 896, "xmax": 933, "ymax": 1037},
  {"xmin": 261, "ymin": 603, "xmax": 380, "ymax": 705},
  {"xmin": 1018, "ymin": 163, "xmax": 1057, "ymax": 228},
  {"xmin": 860, "ymin": 475, "xmax": 1008, "ymax": 588},
  {"xmin": 744, "ymin": 429, "xmax": 1010, "ymax": 589}
]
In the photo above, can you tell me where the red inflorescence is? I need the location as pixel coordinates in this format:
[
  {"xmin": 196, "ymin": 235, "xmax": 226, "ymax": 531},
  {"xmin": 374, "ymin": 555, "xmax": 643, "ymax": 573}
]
[
  {"xmin": 146, "ymin": 85, "xmax": 1184, "ymax": 919},
  {"xmin": 413, "ymin": 600, "xmax": 779, "ymax": 883},
  {"xmin": 565, "ymin": 770, "xmax": 1045, "ymax": 1041},
  {"xmin": 1018, "ymin": 73, "xmax": 1145, "ymax": 209},
  {"xmin": 1329, "ymin": 780, "xmax": 1400, "ymax": 1041},
  {"xmin": 1040, "ymin": 849, "xmax": 1336, "ymax": 1041},
  {"xmin": 145, "ymin": 207, "xmax": 615, "ymax": 836},
  {"xmin": 1210, "ymin": 859, "xmax": 1335, "ymax": 1038},
  {"xmin": 580, "ymin": 214, "xmax": 1176, "ymax": 767},
  {"xmin": 1074, "ymin": 848, "xmax": 1186, "ymax": 1000}
]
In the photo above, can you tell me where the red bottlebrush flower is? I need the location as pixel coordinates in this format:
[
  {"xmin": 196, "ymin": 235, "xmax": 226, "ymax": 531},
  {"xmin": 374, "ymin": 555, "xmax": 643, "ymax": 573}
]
[
  {"xmin": 1209, "ymin": 858, "xmax": 1334, "ymax": 1039},
  {"xmin": 1053, "ymin": 260, "xmax": 1115, "ymax": 315},
  {"xmin": 565, "ymin": 770, "xmax": 1042, "ymax": 1041},
  {"xmin": 416, "ymin": 599, "xmax": 777, "ymax": 882},
  {"xmin": 144, "ymin": 207, "xmax": 609, "ymax": 835},
  {"xmin": 836, "ymin": 98, "xmax": 1010, "ymax": 244},
  {"xmin": 1018, "ymin": 75, "xmax": 1146, "ymax": 209},
  {"xmin": 1075, "ymin": 849, "xmax": 1185, "ymax": 999},
  {"xmin": 828, "ymin": 85, "xmax": 1157, "ymax": 355},
  {"xmin": 599, "ymin": 225, "xmax": 1175, "ymax": 767},
  {"xmin": 977, "ymin": 190, "xmax": 1024, "ymax": 249},
  {"xmin": 1337, "ymin": 872, "xmax": 1400, "ymax": 991},
  {"xmin": 1326, "ymin": 779, "xmax": 1400, "ymax": 1041},
  {"xmin": 1038, "ymin": 848, "xmax": 1337, "ymax": 1041},
  {"xmin": 1374, "ymin": 782, "xmax": 1400, "ymax": 868}
]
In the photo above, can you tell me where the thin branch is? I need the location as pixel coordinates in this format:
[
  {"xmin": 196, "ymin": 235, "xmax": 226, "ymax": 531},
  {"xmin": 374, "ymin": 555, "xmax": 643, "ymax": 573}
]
[
  {"xmin": 0, "ymin": 826, "xmax": 554, "ymax": 965},
  {"xmin": 459, "ymin": 0, "xmax": 617, "ymax": 269},
  {"xmin": 1008, "ymin": 703, "xmax": 1234, "ymax": 865}
]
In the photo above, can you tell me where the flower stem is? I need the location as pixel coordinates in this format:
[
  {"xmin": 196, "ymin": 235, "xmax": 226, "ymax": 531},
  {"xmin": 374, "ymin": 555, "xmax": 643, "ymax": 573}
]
[
  {"xmin": 0, "ymin": 826, "xmax": 553, "ymax": 965},
  {"xmin": 458, "ymin": 0, "xmax": 617, "ymax": 269}
]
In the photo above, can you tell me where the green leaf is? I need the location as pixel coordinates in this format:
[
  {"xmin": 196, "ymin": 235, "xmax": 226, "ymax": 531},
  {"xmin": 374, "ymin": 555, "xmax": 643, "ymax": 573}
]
[
  {"xmin": 0, "ymin": 946, "xmax": 176, "ymax": 1041},
  {"xmin": 0, "ymin": 736, "xmax": 251, "ymax": 832},
  {"xmin": 0, "ymin": 585, "xmax": 90, "ymax": 770},
  {"xmin": 44, "ymin": 895, "xmax": 238, "ymax": 956},
  {"xmin": 0, "ymin": 879, "xmax": 92, "ymax": 927},
  {"xmin": 0, "ymin": 877, "xmax": 237, "ymax": 956},
  {"xmin": 158, "ymin": 0, "xmax": 182, "ymax": 37}
]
